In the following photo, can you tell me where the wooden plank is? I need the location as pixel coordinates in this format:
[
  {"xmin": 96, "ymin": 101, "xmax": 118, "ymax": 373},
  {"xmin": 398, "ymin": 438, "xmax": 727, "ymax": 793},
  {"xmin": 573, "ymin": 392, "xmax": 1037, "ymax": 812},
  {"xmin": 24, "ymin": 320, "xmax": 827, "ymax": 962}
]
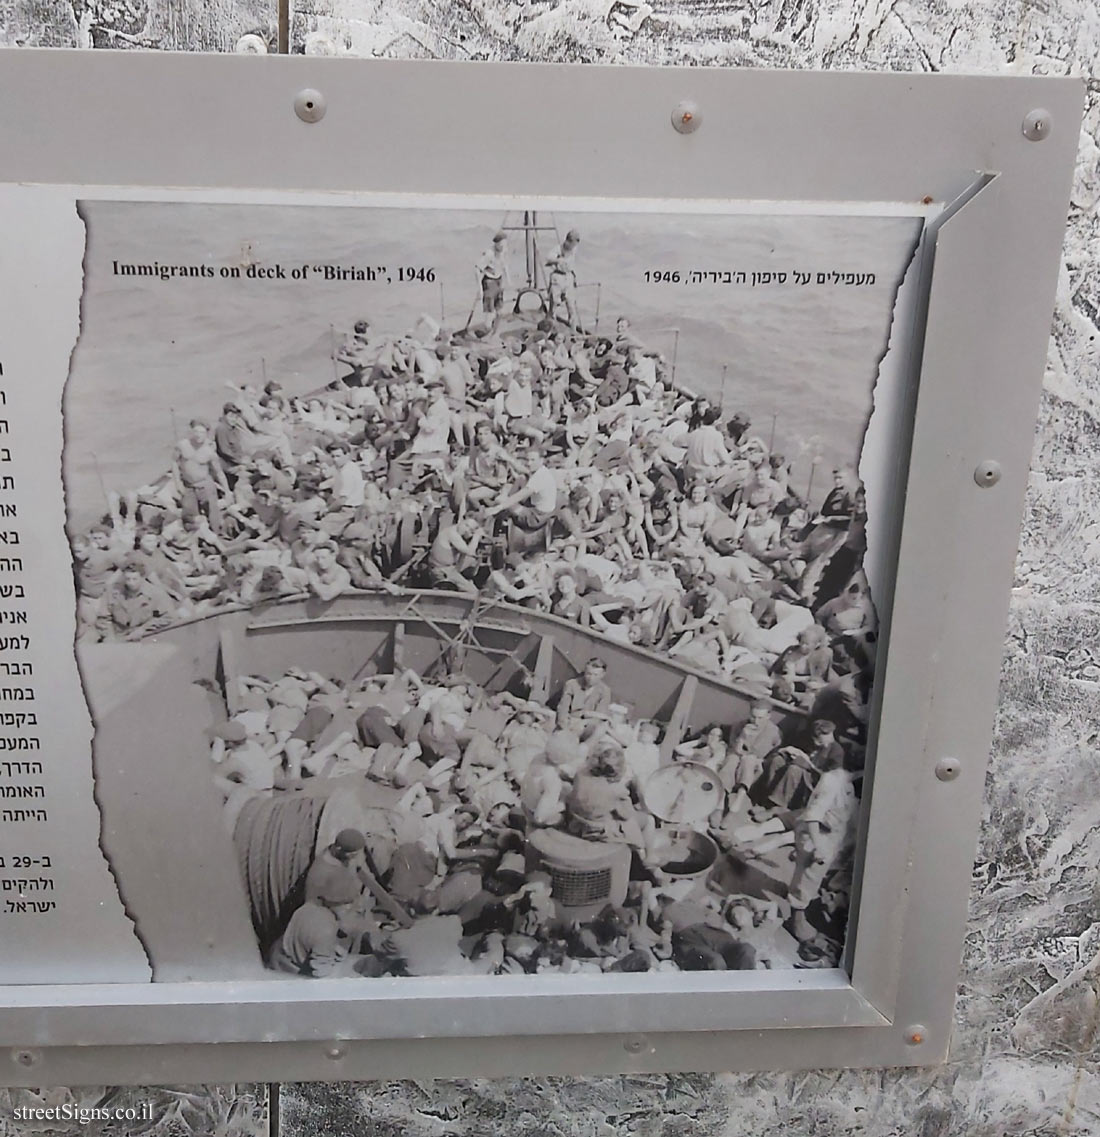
[
  {"xmin": 345, "ymin": 637, "xmax": 393, "ymax": 687},
  {"xmin": 218, "ymin": 625, "xmax": 241, "ymax": 714},
  {"xmin": 482, "ymin": 632, "xmax": 541, "ymax": 694},
  {"xmin": 660, "ymin": 675, "xmax": 698, "ymax": 762},
  {"xmin": 392, "ymin": 622, "xmax": 406, "ymax": 672},
  {"xmin": 531, "ymin": 634, "xmax": 555, "ymax": 705}
]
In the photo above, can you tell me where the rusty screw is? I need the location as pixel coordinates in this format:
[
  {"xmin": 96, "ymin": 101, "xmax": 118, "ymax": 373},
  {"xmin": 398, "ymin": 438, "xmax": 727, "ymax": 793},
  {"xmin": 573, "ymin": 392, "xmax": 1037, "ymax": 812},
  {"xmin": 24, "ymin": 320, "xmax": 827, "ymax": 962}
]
[{"xmin": 672, "ymin": 101, "xmax": 702, "ymax": 134}]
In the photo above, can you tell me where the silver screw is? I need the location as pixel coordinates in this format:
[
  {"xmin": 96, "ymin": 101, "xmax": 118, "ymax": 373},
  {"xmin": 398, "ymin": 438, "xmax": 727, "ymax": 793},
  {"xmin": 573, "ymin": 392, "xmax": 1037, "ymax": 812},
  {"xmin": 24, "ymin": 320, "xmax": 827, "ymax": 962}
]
[
  {"xmin": 671, "ymin": 101, "xmax": 702, "ymax": 134},
  {"xmin": 905, "ymin": 1025, "xmax": 928, "ymax": 1046},
  {"xmin": 935, "ymin": 757, "xmax": 961, "ymax": 782},
  {"xmin": 12, "ymin": 1049, "xmax": 39, "ymax": 1068},
  {"xmin": 623, "ymin": 1034, "xmax": 650, "ymax": 1054},
  {"xmin": 325, "ymin": 1043, "xmax": 347, "ymax": 1060},
  {"xmin": 1022, "ymin": 109, "xmax": 1051, "ymax": 142},
  {"xmin": 295, "ymin": 89, "xmax": 327, "ymax": 124},
  {"xmin": 973, "ymin": 460, "xmax": 1002, "ymax": 488}
]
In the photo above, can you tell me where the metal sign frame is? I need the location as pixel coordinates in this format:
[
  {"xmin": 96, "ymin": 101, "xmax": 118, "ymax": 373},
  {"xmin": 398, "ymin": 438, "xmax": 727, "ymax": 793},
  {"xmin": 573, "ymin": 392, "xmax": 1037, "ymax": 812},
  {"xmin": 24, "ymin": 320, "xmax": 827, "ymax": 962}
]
[{"xmin": 0, "ymin": 50, "xmax": 1082, "ymax": 1084}]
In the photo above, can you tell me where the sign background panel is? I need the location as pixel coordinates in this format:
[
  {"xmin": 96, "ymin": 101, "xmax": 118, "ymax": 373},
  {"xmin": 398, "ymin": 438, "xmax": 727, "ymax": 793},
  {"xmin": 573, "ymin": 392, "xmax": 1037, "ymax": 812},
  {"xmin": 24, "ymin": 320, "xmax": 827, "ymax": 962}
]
[{"xmin": 0, "ymin": 51, "xmax": 1082, "ymax": 1083}]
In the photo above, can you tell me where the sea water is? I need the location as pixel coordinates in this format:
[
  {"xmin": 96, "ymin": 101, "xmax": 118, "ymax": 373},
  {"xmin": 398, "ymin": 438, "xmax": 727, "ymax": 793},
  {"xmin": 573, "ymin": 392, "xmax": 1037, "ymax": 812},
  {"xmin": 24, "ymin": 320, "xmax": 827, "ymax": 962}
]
[{"xmin": 66, "ymin": 200, "xmax": 921, "ymax": 530}]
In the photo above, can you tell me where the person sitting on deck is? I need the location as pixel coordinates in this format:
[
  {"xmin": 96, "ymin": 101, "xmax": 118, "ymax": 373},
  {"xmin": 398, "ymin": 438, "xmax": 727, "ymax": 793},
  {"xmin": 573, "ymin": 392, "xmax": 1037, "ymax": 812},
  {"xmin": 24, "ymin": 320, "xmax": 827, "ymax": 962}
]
[
  {"xmin": 103, "ymin": 556, "xmax": 174, "ymax": 640},
  {"xmin": 486, "ymin": 447, "xmax": 558, "ymax": 537},
  {"xmin": 79, "ymin": 220, "xmax": 883, "ymax": 978},
  {"xmin": 305, "ymin": 541, "xmax": 351, "ymax": 601},
  {"xmin": 428, "ymin": 518, "xmax": 485, "ymax": 595},
  {"xmin": 555, "ymin": 657, "xmax": 611, "ymax": 732},
  {"xmin": 268, "ymin": 886, "xmax": 360, "ymax": 978},
  {"xmin": 334, "ymin": 319, "xmax": 374, "ymax": 386}
]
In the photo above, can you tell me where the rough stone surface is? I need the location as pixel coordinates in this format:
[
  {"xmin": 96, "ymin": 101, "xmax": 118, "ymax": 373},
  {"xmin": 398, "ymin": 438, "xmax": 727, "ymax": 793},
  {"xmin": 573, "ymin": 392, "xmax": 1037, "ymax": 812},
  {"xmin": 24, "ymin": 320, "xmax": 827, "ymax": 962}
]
[
  {"xmin": 0, "ymin": 0, "xmax": 275, "ymax": 51},
  {"xmin": 0, "ymin": 1085, "xmax": 269, "ymax": 1136},
  {"xmin": 1, "ymin": 1, "xmax": 1098, "ymax": 1133}
]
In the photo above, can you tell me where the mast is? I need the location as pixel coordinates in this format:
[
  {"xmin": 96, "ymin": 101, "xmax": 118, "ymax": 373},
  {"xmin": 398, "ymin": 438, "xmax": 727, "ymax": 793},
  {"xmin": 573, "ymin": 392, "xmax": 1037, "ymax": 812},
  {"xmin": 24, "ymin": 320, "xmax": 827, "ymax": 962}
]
[
  {"xmin": 502, "ymin": 211, "xmax": 558, "ymax": 297},
  {"xmin": 525, "ymin": 210, "xmax": 539, "ymax": 290},
  {"xmin": 500, "ymin": 211, "xmax": 599, "ymax": 325}
]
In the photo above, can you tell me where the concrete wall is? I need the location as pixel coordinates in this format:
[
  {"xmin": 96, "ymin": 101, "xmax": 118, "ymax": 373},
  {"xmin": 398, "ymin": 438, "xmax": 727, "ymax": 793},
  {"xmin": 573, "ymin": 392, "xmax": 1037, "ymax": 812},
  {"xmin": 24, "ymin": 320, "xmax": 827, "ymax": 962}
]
[{"xmin": 1, "ymin": 3, "xmax": 1097, "ymax": 1133}]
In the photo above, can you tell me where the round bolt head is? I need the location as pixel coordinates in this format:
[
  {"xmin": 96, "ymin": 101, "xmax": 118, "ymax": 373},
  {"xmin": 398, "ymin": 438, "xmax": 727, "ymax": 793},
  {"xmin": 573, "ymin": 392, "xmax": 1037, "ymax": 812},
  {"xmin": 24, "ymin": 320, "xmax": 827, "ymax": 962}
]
[
  {"xmin": 325, "ymin": 1043, "xmax": 347, "ymax": 1060},
  {"xmin": 905, "ymin": 1025, "xmax": 928, "ymax": 1046},
  {"xmin": 234, "ymin": 33, "xmax": 268, "ymax": 54},
  {"xmin": 295, "ymin": 89, "xmax": 327, "ymax": 124},
  {"xmin": 623, "ymin": 1034, "xmax": 651, "ymax": 1054},
  {"xmin": 305, "ymin": 34, "xmax": 339, "ymax": 55},
  {"xmin": 672, "ymin": 101, "xmax": 702, "ymax": 134},
  {"xmin": 935, "ymin": 757, "xmax": 961, "ymax": 782},
  {"xmin": 1022, "ymin": 109, "xmax": 1052, "ymax": 142},
  {"xmin": 12, "ymin": 1049, "xmax": 39, "ymax": 1068},
  {"xmin": 973, "ymin": 460, "xmax": 1002, "ymax": 488}
]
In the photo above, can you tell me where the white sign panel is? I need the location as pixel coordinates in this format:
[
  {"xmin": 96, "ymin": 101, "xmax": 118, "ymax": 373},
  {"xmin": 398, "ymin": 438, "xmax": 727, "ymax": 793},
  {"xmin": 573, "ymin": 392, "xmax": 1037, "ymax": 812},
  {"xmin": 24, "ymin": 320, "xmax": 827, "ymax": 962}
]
[{"xmin": 0, "ymin": 51, "xmax": 1080, "ymax": 1084}]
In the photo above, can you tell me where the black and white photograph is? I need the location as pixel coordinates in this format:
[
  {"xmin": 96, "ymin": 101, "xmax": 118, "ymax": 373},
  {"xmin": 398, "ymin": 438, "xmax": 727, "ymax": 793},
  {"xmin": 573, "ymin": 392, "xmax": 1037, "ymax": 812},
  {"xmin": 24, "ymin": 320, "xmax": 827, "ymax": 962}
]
[{"xmin": 64, "ymin": 199, "xmax": 921, "ymax": 981}]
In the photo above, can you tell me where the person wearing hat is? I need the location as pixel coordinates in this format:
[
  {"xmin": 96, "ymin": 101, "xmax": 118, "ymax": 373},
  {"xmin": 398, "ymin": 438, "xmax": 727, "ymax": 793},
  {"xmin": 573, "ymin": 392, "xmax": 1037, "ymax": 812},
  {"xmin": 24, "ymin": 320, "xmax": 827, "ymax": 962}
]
[
  {"xmin": 474, "ymin": 231, "xmax": 510, "ymax": 334},
  {"xmin": 305, "ymin": 828, "xmax": 412, "ymax": 931},
  {"xmin": 406, "ymin": 380, "xmax": 453, "ymax": 457},
  {"xmin": 304, "ymin": 828, "xmax": 368, "ymax": 910},
  {"xmin": 214, "ymin": 403, "xmax": 254, "ymax": 480}
]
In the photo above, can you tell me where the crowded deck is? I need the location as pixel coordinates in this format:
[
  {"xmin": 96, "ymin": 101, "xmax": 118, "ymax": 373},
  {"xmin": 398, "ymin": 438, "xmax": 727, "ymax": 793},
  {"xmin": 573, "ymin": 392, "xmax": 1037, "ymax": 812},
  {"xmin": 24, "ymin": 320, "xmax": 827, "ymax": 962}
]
[{"xmin": 69, "ymin": 219, "xmax": 876, "ymax": 974}]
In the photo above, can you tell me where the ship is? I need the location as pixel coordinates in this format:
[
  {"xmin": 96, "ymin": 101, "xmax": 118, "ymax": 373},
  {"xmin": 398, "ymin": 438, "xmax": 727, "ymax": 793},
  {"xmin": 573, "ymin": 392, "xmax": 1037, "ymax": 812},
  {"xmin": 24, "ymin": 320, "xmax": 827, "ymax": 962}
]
[
  {"xmin": 75, "ymin": 212, "xmax": 832, "ymax": 980},
  {"xmin": 79, "ymin": 585, "xmax": 808, "ymax": 979}
]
